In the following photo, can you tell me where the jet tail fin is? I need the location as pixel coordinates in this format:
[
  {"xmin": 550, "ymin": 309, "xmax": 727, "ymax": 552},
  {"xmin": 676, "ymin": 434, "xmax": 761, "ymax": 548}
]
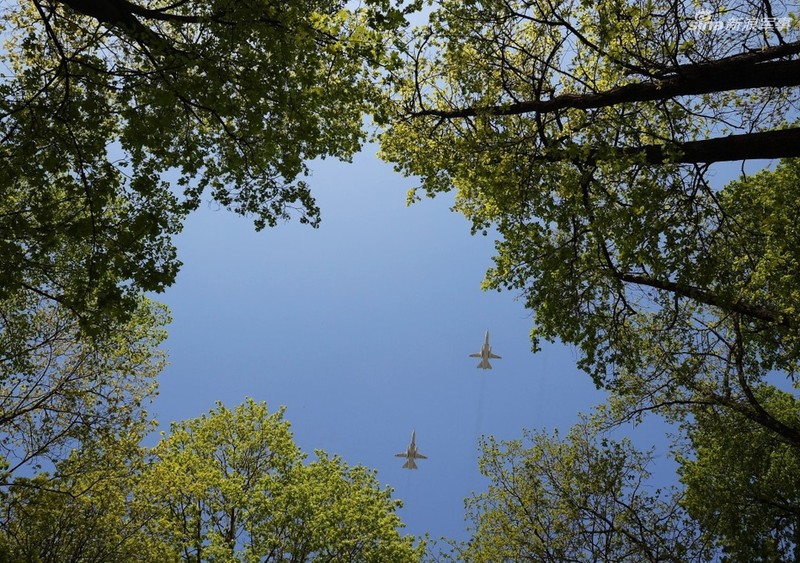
[{"xmin": 403, "ymin": 458, "xmax": 418, "ymax": 470}]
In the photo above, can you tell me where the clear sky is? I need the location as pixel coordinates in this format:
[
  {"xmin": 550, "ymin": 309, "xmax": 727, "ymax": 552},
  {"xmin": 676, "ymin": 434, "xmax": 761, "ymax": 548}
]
[{"xmin": 150, "ymin": 145, "xmax": 669, "ymax": 544}]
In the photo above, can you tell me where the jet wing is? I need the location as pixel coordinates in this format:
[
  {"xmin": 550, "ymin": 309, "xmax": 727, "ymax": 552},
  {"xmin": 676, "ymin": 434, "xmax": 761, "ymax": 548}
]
[
  {"xmin": 395, "ymin": 452, "xmax": 408, "ymax": 457},
  {"xmin": 415, "ymin": 453, "xmax": 428, "ymax": 460},
  {"xmin": 489, "ymin": 353, "xmax": 501, "ymax": 359},
  {"xmin": 469, "ymin": 353, "xmax": 481, "ymax": 358}
]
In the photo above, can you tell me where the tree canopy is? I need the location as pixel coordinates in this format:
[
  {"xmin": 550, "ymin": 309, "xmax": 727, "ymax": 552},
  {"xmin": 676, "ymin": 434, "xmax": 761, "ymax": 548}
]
[
  {"xmin": 380, "ymin": 0, "xmax": 800, "ymax": 559},
  {"xmin": 458, "ymin": 424, "xmax": 709, "ymax": 562},
  {"xmin": 132, "ymin": 399, "xmax": 420, "ymax": 561},
  {"xmin": 0, "ymin": 433, "xmax": 166, "ymax": 562},
  {"xmin": 1, "ymin": 399, "xmax": 420, "ymax": 562},
  {"xmin": 0, "ymin": 3, "xmax": 424, "ymax": 559},
  {"xmin": 0, "ymin": 0, "xmax": 410, "ymax": 329},
  {"xmin": 4, "ymin": 0, "xmax": 800, "ymax": 559},
  {"xmin": 380, "ymin": 0, "xmax": 800, "ymax": 429},
  {"xmin": 678, "ymin": 385, "xmax": 800, "ymax": 561},
  {"xmin": 0, "ymin": 295, "xmax": 167, "ymax": 478}
]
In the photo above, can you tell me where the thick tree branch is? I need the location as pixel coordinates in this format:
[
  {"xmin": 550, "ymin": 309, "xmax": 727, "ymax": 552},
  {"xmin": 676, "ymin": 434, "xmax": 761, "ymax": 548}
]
[
  {"xmin": 55, "ymin": 0, "xmax": 283, "ymax": 36},
  {"xmin": 625, "ymin": 128, "xmax": 800, "ymax": 164},
  {"xmin": 413, "ymin": 51, "xmax": 800, "ymax": 119},
  {"xmin": 55, "ymin": 0, "xmax": 171, "ymax": 50},
  {"xmin": 526, "ymin": 128, "xmax": 800, "ymax": 166},
  {"xmin": 617, "ymin": 272, "xmax": 795, "ymax": 328},
  {"xmin": 732, "ymin": 315, "xmax": 800, "ymax": 446},
  {"xmin": 702, "ymin": 385, "xmax": 800, "ymax": 449}
]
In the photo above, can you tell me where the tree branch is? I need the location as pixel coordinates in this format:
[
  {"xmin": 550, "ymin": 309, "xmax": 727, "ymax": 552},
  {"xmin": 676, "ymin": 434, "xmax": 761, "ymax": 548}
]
[
  {"xmin": 412, "ymin": 47, "xmax": 800, "ymax": 119},
  {"xmin": 616, "ymin": 272, "xmax": 795, "ymax": 328},
  {"xmin": 624, "ymin": 128, "xmax": 800, "ymax": 165},
  {"xmin": 54, "ymin": 0, "xmax": 171, "ymax": 50}
]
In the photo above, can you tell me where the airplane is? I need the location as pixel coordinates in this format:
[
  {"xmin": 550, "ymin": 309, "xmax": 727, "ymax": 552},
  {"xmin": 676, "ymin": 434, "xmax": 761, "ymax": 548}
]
[
  {"xmin": 395, "ymin": 429, "xmax": 427, "ymax": 469},
  {"xmin": 470, "ymin": 330, "xmax": 501, "ymax": 369}
]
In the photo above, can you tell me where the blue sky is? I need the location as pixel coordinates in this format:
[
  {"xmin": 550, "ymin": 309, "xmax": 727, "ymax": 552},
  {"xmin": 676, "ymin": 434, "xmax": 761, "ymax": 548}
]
[{"xmin": 151, "ymin": 145, "xmax": 669, "ymax": 543}]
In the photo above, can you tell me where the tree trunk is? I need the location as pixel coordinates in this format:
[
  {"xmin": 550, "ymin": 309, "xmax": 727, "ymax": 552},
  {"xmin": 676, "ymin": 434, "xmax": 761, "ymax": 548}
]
[
  {"xmin": 537, "ymin": 128, "xmax": 800, "ymax": 165},
  {"xmin": 414, "ymin": 46, "xmax": 800, "ymax": 119},
  {"xmin": 632, "ymin": 128, "xmax": 800, "ymax": 164}
]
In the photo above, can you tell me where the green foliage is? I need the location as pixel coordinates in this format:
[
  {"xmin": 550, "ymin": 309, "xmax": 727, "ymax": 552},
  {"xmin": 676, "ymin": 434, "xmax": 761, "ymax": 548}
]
[
  {"xmin": 0, "ymin": 434, "xmax": 169, "ymax": 562},
  {"xmin": 379, "ymin": 0, "xmax": 800, "ymax": 427},
  {"xmin": 0, "ymin": 290, "xmax": 167, "ymax": 559},
  {"xmin": 403, "ymin": 118, "xmax": 800, "ymax": 556},
  {"xmin": 444, "ymin": 158, "xmax": 800, "ymax": 559},
  {"xmin": 0, "ymin": 295, "xmax": 167, "ymax": 477},
  {"xmin": 714, "ymin": 159, "xmax": 800, "ymax": 355},
  {"xmin": 136, "ymin": 399, "xmax": 301, "ymax": 561},
  {"xmin": 0, "ymin": 0, "xmax": 412, "ymax": 328},
  {"xmin": 593, "ymin": 159, "xmax": 800, "ymax": 437},
  {"xmin": 137, "ymin": 398, "xmax": 420, "ymax": 562},
  {"xmin": 253, "ymin": 452, "xmax": 420, "ymax": 562},
  {"xmin": 678, "ymin": 386, "xmax": 800, "ymax": 561},
  {"xmin": 380, "ymin": 2, "xmax": 800, "ymax": 555},
  {"xmin": 459, "ymin": 423, "xmax": 708, "ymax": 562},
  {"xmin": 0, "ymin": 399, "xmax": 420, "ymax": 562}
]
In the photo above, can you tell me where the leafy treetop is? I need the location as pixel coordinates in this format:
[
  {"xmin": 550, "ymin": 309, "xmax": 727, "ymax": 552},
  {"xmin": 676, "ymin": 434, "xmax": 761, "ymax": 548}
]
[{"xmin": 1, "ymin": 0, "xmax": 415, "ymax": 329}]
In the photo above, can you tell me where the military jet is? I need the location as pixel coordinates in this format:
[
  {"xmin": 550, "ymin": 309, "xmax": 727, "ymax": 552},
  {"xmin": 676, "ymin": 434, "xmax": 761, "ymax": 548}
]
[
  {"xmin": 470, "ymin": 330, "xmax": 501, "ymax": 369},
  {"xmin": 395, "ymin": 429, "xmax": 427, "ymax": 469}
]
